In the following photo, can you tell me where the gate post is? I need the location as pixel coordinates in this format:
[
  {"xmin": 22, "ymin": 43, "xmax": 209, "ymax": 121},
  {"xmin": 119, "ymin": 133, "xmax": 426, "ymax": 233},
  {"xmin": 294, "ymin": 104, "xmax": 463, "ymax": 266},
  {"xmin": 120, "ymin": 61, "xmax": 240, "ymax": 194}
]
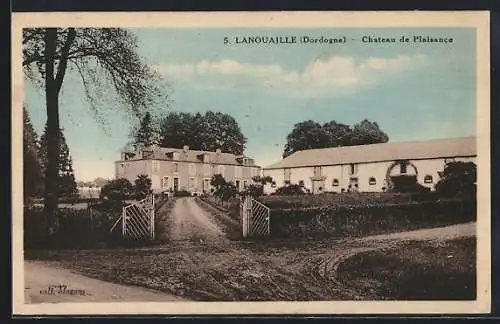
[
  {"xmin": 242, "ymin": 195, "xmax": 252, "ymax": 238},
  {"xmin": 151, "ymin": 194, "xmax": 155, "ymax": 240},
  {"xmin": 121, "ymin": 207, "xmax": 126, "ymax": 237}
]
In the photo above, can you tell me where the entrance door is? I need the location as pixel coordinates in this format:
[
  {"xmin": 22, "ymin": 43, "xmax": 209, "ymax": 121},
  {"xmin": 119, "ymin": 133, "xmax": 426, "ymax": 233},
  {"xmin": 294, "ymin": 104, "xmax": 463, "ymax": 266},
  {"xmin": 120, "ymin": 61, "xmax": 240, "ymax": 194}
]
[
  {"xmin": 203, "ymin": 179, "xmax": 210, "ymax": 193},
  {"xmin": 312, "ymin": 180, "xmax": 324, "ymax": 194},
  {"xmin": 349, "ymin": 177, "xmax": 359, "ymax": 192},
  {"xmin": 173, "ymin": 177, "xmax": 179, "ymax": 192}
]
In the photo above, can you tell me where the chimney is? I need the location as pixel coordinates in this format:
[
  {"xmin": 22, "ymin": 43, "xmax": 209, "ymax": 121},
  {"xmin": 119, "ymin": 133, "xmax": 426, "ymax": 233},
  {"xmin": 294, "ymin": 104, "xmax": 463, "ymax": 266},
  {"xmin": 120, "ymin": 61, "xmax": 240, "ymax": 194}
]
[{"xmin": 183, "ymin": 145, "xmax": 189, "ymax": 153}]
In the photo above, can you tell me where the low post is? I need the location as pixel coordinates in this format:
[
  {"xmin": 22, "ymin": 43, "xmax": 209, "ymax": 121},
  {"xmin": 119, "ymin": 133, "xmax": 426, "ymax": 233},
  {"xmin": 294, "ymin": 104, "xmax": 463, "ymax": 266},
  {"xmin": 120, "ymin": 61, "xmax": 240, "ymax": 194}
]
[
  {"xmin": 151, "ymin": 194, "xmax": 155, "ymax": 240},
  {"xmin": 121, "ymin": 206, "xmax": 126, "ymax": 237}
]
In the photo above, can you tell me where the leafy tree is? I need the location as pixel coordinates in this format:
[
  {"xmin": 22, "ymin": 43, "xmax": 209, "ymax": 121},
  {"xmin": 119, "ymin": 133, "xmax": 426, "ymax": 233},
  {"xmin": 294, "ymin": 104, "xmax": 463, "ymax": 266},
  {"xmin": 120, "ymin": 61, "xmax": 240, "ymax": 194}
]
[
  {"xmin": 158, "ymin": 112, "xmax": 198, "ymax": 149},
  {"xmin": 39, "ymin": 124, "xmax": 78, "ymax": 198},
  {"xmin": 283, "ymin": 119, "xmax": 389, "ymax": 158},
  {"xmin": 210, "ymin": 174, "xmax": 238, "ymax": 205},
  {"xmin": 100, "ymin": 178, "xmax": 135, "ymax": 201},
  {"xmin": 23, "ymin": 27, "xmax": 165, "ymax": 234},
  {"xmin": 132, "ymin": 112, "xmax": 158, "ymax": 149},
  {"xmin": 322, "ymin": 121, "xmax": 352, "ymax": 147},
  {"xmin": 210, "ymin": 174, "xmax": 227, "ymax": 191},
  {"xmin": 23, "ymin": 106, "xmax": 44, "ymax": 202},
  {"xmin": 435, "ymin": 161, "xmax": 476, "ymax": 197},
  {"xmin": 134, "ymin": 174, "xmax": 152, "ymax": 200},
  {"xmin": 158, "ymin": 111, "xmax": 247, "ymax": 155},
  {"xmin": 283, "ymin": 120, "xmax": 328, "ymax": 158},
  {"xmin": 350, "ymin": 119, "xmax": 389, "ymax": 146}
]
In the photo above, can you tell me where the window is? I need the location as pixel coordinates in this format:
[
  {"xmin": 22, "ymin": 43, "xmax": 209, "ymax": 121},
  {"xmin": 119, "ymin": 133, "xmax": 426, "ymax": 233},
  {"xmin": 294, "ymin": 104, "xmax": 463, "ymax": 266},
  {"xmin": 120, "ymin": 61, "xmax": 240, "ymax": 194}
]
[
  {"xmin": 424, "ymin": 175, "xmax": 433, "ymax": 184},
  {"xmin": 400, "ymin": 160, "xmax": 407, "ymax": 174},
  {"xmin": 284, "ymin": 180, "xmax": 291, "ymax": 185},
  {"xmin": 235, "ymin": 180, "xmax": 240, "ymax": 190},
  {"xmin": 313, "ymin": 166, "xmax": 322, "ymax": 177},
  {"xmin": 189, "ymin": 177, "xmax": 196, "ymax": 190},
  {"xmin": 172, "ymin": 162, "xmax": 179, "ymax": 173},
  {"xmin": 120, "ymin": 163, "xmax": 124, "ymax": 168},
  {"xmin": 243, "ymin": 181, "xmax": 248, "ymax": 189},
  {"xmin": 162, "ymin": 176, "xmax": 169, "ymax": 188},
  {"xmin": 284, "ymin": 168, "xmax": 291, "ymax": 182},
  {"xmin": 271, "ymin": 181, "xmax": 277, "ymax": 188},
  {"xmin": 369, "ymin": 177, "xmax": 376, "ymax": 185},
  {"xmin": 349, "ymin": 164, "xmax": 357, "ymax": 175},
  {"xmin": 332, "ymin": 179, "xmax": 339, "ymax": 187},
  {"xmin": 152, "ymin": 160, "xmax": 160, "ymax": 173},
  {"xmin": 299, "ymin": 180, "xmax": 305, "ymax": 187}
]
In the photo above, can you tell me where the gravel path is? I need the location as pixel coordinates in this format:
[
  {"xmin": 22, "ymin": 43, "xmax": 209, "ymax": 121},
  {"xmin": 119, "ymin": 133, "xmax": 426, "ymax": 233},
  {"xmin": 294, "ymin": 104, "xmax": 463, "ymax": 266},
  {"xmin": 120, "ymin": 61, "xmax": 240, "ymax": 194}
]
[{"xmin": 168, "ymin": 198, "xmax": 227, "ymax": 243}]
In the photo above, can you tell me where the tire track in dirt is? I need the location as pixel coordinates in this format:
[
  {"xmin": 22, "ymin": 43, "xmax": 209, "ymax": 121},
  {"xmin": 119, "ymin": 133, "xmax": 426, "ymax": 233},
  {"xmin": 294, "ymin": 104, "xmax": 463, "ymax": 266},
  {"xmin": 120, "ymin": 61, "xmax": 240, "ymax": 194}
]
[{"xmin": 309, "ymin": 222, "xmax": 477, "ymax": 300}]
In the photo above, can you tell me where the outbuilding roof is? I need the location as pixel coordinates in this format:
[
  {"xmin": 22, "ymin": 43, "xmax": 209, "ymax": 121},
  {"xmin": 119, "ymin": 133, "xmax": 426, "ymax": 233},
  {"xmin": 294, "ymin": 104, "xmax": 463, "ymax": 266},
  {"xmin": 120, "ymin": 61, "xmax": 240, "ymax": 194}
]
[{"xmin": 264, "ymin": 136, "xmax": 476, "ymax": 170}]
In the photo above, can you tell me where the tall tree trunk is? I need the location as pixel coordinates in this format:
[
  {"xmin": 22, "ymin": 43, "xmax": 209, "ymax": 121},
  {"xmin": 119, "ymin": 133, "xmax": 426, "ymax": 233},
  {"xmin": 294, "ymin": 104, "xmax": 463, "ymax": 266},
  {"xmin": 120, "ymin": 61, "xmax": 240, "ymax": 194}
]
[{"xmin": 43, "ymin": 28, "xmax": 60, "ymax": 235}]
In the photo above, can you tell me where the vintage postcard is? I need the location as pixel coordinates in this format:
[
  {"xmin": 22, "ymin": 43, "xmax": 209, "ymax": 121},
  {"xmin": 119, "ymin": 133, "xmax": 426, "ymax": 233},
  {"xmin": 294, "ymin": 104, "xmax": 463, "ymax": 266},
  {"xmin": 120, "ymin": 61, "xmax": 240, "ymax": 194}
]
[{"xmin": 12, "ymin": 11, "xmax": 491, "ymax": 315}]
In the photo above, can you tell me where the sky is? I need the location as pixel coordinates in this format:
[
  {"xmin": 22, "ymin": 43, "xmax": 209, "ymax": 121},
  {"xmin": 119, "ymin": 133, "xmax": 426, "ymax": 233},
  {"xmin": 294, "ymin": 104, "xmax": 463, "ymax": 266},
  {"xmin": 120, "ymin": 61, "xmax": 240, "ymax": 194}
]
[{"xmin": 24, "ymin": 27, "xmax": 476, "ymax": 181}]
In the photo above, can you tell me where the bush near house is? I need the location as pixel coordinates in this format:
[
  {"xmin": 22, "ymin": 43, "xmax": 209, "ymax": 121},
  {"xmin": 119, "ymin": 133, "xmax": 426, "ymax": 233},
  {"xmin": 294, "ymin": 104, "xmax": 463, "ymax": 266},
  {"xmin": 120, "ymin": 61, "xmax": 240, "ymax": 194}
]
[
  {"xmin": 268, "ymin": 198, "xmax": 475, "ymax": 239},
  {"xmin": 273, "ymin": 184, "xmax": 307, "ymax": 196}
]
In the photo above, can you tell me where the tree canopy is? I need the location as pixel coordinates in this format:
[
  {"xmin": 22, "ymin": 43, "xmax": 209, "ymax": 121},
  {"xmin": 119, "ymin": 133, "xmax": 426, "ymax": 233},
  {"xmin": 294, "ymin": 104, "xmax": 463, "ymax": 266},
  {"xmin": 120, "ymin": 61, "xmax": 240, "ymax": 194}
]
[
  {"xmin": 132, "ymin": 112, "xmax": 158, "ymax": 149},
  {"xmin": 283, "ymin": 119, "xmax": 389, "ymax": 158},
  {"xmin": 156, "ymin": 111, "xmax": 247, "ymax": 155}
]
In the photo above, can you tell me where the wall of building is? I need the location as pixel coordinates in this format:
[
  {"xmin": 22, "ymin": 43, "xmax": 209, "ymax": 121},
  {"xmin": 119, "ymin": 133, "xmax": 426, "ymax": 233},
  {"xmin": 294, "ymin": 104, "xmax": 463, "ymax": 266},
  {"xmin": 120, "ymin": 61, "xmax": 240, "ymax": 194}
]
[
  {"xmin": 117, "ymin": 158, "xmax": 261, "ymax": 194},
  {"xmin": 263, "ymin": 156, "xmax": 476, "ymax": 194}
]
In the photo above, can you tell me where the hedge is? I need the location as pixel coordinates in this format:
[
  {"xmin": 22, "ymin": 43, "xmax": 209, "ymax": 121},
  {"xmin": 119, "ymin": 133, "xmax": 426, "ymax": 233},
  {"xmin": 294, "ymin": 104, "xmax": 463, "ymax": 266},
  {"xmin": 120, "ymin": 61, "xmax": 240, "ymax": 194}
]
[
  {"xmin": 24, "ymin": 195, "xmax": 170, "ymax": 250},
  {"xmin": 269, "ymin": 198, "xmax": 476, "ymax": 239},
  {"xmin": 259, "ymin": 192, "xmax": 438, "ymax": 210}
]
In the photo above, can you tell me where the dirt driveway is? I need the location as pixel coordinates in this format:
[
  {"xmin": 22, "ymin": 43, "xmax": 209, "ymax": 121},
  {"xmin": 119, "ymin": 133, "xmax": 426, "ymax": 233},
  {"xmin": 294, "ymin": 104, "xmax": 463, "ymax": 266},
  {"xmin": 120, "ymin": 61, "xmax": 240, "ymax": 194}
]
[{"xmin": 167, "ymin": 198, "xmax": 228, "ymax": 243}]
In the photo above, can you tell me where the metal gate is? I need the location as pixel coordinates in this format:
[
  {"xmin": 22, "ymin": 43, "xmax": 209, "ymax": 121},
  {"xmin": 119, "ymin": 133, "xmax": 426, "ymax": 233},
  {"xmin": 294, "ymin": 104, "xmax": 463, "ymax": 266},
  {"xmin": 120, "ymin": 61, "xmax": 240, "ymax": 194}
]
[
  {"xmin": 242, "ymin": 195, "xmax": 270, "ymax": 238},
  {"xmin": 110, "ymin": 194, "xmax": 155, "ymax": 240}
]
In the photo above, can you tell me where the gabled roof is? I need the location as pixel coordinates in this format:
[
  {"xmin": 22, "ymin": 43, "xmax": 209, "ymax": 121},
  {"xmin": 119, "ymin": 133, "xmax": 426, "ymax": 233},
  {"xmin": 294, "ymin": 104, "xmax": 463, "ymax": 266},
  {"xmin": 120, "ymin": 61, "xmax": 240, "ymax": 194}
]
[
  {"xmin": 118, "ymin": 146, "xmax": 260, "ymax": 167},
  {"xmin": 264, "ymin": 136, "xmax": 476, "ymax": 170}
]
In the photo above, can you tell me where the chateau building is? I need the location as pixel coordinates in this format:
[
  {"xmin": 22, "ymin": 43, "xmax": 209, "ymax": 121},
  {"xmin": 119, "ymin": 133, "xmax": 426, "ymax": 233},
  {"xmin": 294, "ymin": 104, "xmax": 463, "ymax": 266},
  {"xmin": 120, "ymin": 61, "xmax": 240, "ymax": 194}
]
[
  {"xmin": 262, "ymin": 136, "xmax": 476, "ymax": 194},
  {"xmin": 115, "ymin": 145, "xmax": 261, "ymax": 194}
]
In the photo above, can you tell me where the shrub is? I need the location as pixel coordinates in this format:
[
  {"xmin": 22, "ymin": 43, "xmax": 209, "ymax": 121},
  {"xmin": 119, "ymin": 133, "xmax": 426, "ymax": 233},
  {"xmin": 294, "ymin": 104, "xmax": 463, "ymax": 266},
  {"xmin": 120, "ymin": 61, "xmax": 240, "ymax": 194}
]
[
  {"xmin": 243, "ymin": 184, "xmax": 264, "ymax": 197},
  {"xmin": 435, "ymin": 161, "xmax": 476, "ymax": 198},
  {"xmin": 390, "ymin": 175, "xmax": 430, "ymax": 193},
  {"xmin": 134, "ymin": 174, "xmax": 152, "ymax": 200},
  {"xmin": 274, "ymin": 184, "xmax": 306, "ymax": 196},
  {"xmin": 100, "ymin": 178, "xmax": 135, "ymax": 201}
]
